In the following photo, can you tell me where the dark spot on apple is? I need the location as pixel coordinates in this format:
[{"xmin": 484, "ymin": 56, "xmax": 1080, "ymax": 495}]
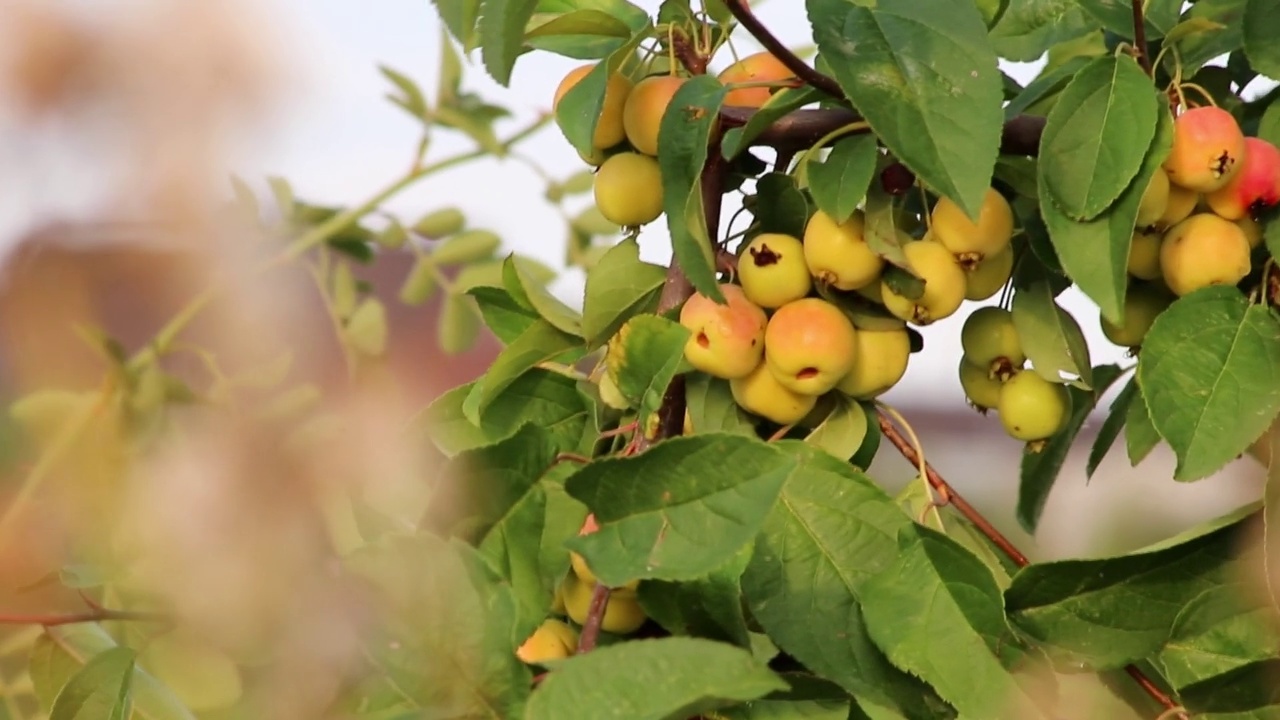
[
  {"xmin": 750, "ymin": 243, "xmax": 780, "ymax": 266},
  {"xmin": 797, "ymin": 367, "xmax": 819, "ymax": 380},
  {"xmin": 697, "ymin": 332, "xmax": 710, "ymax": 348}
]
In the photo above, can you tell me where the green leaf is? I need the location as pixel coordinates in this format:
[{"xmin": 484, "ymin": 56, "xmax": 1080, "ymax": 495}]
[
  {"xmin": 862, "ymin": 526, "xmax": 1047, "ymax": 718},
  {"xmin": 379, "ymin": 66, "xmax": 427, "ymax": 119},
  {"xmin": 659, "ymin": 76, "xmax": 730, "ymax": 303},
  {"xmin": 464, "ymin": 319, "xmax": 581, "ymax": 423},
  {"xmin": 1172, "ymin": 0, "xmax": 1247, "ymax": 76},
  {"xmin": 399, "ymin": 256, "xmax": 439, "ymax": 307},
  {"xmin": 607, "ymin": 315, "xmax": 690, "ymax": 421},
  {"xmin": 555, "ymin": 32, "xmax": 646, "ymax": 155},
  {"xmin": 30, "ymin": 634, "xmax": 83, "ymax": 713},
  {"xmin": 524, "ymin": 637, "xmax": 787, "ymax": 720},
  {"xmin": 989, "ymin": 0, "xmax": 1096, "ymax": 62},
  {"xmin": 803, "ymin": 397, "xmax": 869, "ymax": 462},
  {"xmin": 433, "ymin": 0, "xmax": 482, "ymax": 48},
  {"xmin": 525, "ymin": 9, "xmax": 637, "ymax": 59},
  {"xmin": 721, "ymin": 87, "xmax": 823, "ymax": 159},
  {"xmin": 742, "ymin": 445, "xmax": 948, "ymax": 717},
  {"xmin": 565, "ymin": 434, "xmax": 792, "ymax": 586},
  {"xmin": 49, "ymin": 647, "xmax": 134, "ymax": 720},
  {"xmin": 1018, "ymin": 364, "xmax": 1125, "ymax": 533},
  {"xmin": 478, "ymin": 0, "xmax": 540, "ymax": 86},
  {"xmin": 469, "ymin": 286, "xmax": 539, "ymax": 344},
  {"xmin": 636, "ymin": 544, "xmax": 754, "ymax": 648},
  {"xmin": 1038, "ymin": 56, "xmax": 1159, "ymax": 221},
  {"xmin": 684, "ymin": 374, "xmax": 757, "ymax": 437},
  {"xmin": 1245, "ymin": 0, "xmax": 1280, "ymax": 82},
  {"xmin": 807, "ymin": 135, "xmax": 878, "ymax": 225},
  {"xmin": 433, "ymin": 229, "xmax": 502, "ymax": 266},
  {"xmin": 1137, "ymin": 286, "xmax": 1280, "ymax": 482},
  {"xmin": 344, "ymin": 298, "xmax": 389, "ymax": 358},
  {"xmin": 754, "ymin": 173, "xmax": 812, "ymax": 238},
  {"xmin": 439, "ymin": 294, "xmax": 482, "ymax": 354},
  {"xmin": 1076, "ymin": 0, "xmax": 1182, "ymax": 38},
  {"xmin": 581, "ymin": 237, "xmax": 666, "ymax": 348},
  {"xmin": 1039, "ymin": 104, "xmax": 1172, "ymax": 324},
  {"xmin": 1086, "ymin": 374, "xmax": 1137, "ymax": 478},
  {"xmin": 1259, "ymin": 98, "xmax": 1280, "ymax": 149},
  {"xmin": 1155, "ymin": 583, "xmax": 1280, "ymax": 693},
  {"xmin": 346, "ymin": 535, "xmax": 531, "ymax": 715},
  {"xmin": 1011, "ymin": 277, "xmax": 1094, "ymax": 388},
  {"xmin": 1003, "ymin": 56, "xmax": 1092, "ymax": 120},
  {"xmin": 1005, "ymin": 504, "xmax": 1258, "ymax": 669},
  {"xmin": 808, "ymin": 0, "xmax": 1004, "ymax": 220},
  {"xmin": 502, "ymin": 255, "xmax": 581, "ymax": 337},
  {"xmin": 423, "ymin": 370, "xmax": 590, "ymax": 457},
  {"xmin": 41, "ymin": 625, "xmax": 196, "ymax": 720},
  {"xmin": 1125, "ymin": 378, "xmax": 1162, "ymax": 465}
]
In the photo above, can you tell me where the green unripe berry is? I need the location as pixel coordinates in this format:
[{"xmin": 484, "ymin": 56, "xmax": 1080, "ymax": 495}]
[
  {"xmin": 960, "ymin": 306, "xmax": 1026, "ymax": 374},
  {"xmin": 997, "ymin": 371, "xmax": 1069, "ymax": 442}
]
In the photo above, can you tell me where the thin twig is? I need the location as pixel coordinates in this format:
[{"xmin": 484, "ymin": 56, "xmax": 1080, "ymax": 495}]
[
  {"xmin": 0, "ymin": 607, "xmax": 166, "ymax": 627},
  {"xmin": 574, "ymin": 583, "xmax": 613, "ymax": 653},
  {"xmin": 722, "ymin": 0, "xmax": 844, "ymax": 98},
  {"xmin": 1131, "ymin": 0, "xmax": 1153, "ymax": 76},
  {"xmin": 877, "ymin": 411, "xmax": 1183, "ymax": 715}
]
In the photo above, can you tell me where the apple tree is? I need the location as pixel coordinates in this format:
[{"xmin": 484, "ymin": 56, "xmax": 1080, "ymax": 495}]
[{"xmin": 4, "ymin": 0, "xmax": 1280, "ymax": 718}]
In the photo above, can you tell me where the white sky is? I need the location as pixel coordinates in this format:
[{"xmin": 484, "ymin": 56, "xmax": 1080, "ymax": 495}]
[{"xmin": 0, "ymin": 0, "xmax": 1135, "ymax": 407}]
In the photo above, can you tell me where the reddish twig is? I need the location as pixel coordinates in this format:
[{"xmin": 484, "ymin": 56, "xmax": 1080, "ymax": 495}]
[
  {"xmin": 574, "ymin": 583, "xmax": 613, "ymax": 653},
  {"xmin": 877, "ymin": 411, "xmax": 1183, "ymax": 715},
  {"xmin": 722, "ymin": 0, "xmax": 844, "ymax": 99},
  {"xmin": 670, "ymin": 28, "xmax": 709, "ymax": 76},
  {"xmin": 1131, "ymin": 0, "xmax": 1153, "ymax": 76}
]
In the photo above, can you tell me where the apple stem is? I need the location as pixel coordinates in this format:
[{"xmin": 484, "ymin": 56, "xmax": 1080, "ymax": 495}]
[{"xmin": 877, "ymin": 410, "xmax": 1185, "ymax": 715}]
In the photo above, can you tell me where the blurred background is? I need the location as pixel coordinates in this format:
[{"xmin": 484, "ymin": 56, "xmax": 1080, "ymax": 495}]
[{"xmin": 0, "ymin": 0, "xmax": 1267, "ymax": 590}]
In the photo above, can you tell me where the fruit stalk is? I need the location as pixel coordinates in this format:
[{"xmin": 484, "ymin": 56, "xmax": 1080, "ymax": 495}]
[
  {"xmin": 877, "ymin": 411, "xmax": 1185, "ymax": 716},
  {"xmin": 720, "ymin": 0, "xmax": 844, "ymax": 99}
]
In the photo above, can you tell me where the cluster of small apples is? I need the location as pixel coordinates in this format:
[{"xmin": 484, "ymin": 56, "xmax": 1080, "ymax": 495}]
[
  {"xmin": 552, "ymin": 52, "xmax": 799, "ymax": 228},
  {"xmin": 675, "ymin": 186, "xmax": 1020, "ymax": 426},
  {"xmin": 1106, "ymin": 106, "xmax": 1276, "ymax": 348},
  {"xmin": 957, "ymin": 307, "xmax": 1070, "ymax": 444},
  {"xmin": 515, "ymin": 518, "xmax": 647, "ymax": 666}
]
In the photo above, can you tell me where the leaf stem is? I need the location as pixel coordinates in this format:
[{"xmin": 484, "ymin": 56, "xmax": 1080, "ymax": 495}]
[{"xmin": 721, "ymin": 0, "xmax": 844, "ymax": 99}]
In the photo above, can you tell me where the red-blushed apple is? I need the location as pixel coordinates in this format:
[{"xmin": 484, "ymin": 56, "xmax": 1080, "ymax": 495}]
[
  {"xmin": 1162, "ymin": 106, "xmax": 1246, "ymax": 192},
  {"xmin": 1205, "ymin": 137, "xmax": 1280, "ymax": 220},
  {"xmin": 678, "ymin": 284, "xmax": 768, "ymax": 379}
]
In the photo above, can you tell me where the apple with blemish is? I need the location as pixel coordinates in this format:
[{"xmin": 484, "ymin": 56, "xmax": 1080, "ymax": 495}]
[
  {"xmin": 1162, "ymin": 106, "xmax": 1245, "ymax": 192},
  {"xmin": 679, "ymin": 284, "xmax": 768, "ymax": 380},
  {"xmin": 738, "ymin": 233, "xmax": 812, "ymax": 309},
  {"xmin": 764, "ymin": 298, "xmax": 858, "ymax": 396},
  {"xmin": 1205, "ymin": 137, "xmax": 1280, "ymax": 220}
]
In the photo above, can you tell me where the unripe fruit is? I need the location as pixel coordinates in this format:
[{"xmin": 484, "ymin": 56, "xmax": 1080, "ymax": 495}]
[
  {"xmin": 959, "ymin": 359, "xmax": 1006, "ymax": 411},
  {"xmin": 593, "ymin": 152, "xmax": 664, "ymax": 227},
  {"xmin": 803, "ymin": 210, "xmax": 885, "ymax": 291},
  {"xmin": 1135, "ymin": 168, "xmax": 1171, "ymax": 228},
  {"xmin": 964, "ymin": 245, "xmax": 1014, "ymax": 301},
  {"xmin": 1156, "ymin": 183, "xmax": 1198, "ymax": 229},
  {"xmin": 1126, "ymin": 229, "xmax": 1162, "ymax": 281},
  {"xmin": 1238, "ymin": 215, "xmax": 1264, "ymax": 249},
  {"xmin": 679, "ymin": 284, "xmax": 768, "ymax": 379},
  {"xmin": 836, "ymin": 328, "xmax": 911, "ymax": 399},
  {"xmin": 881, "ymin": 240, "xmax": 967, "ymax": 325},
  {"xmin": 1159, "ymin": 213, "xmax": 1251, "ymax": 296},
  {"xmin": 997, "ymin": 371, "xmax": 1069, "ymax": 442},
  {"xmin": 623, "ymin": 75, "xmax": 687, "ymax": 156},
  {"xmin": 729, "ymin": 361, "xmax": 818, "ymax": 425},
  {"xmin": 562, "ymin": 576, "xmax": 648, "ymax": 634},
  {"xmin": 516, "ymin": 619, "xmax": 579, "ymax": 664},
  {"xmin": 960, "ymin": 307, "xmax": 1026, "ymax": 373},
  {"xmin": 1100, "ymin": 283, "xmax": 1174, "ymax": 348},
  {"xmin": 1162, "ymin": 106, "xmax": 1246, "ymax": 192},
  {"xmin": 764, "ymin": 298, "xmax": 859, "ymax": 396},
  {"xmin": 570, "ymin": 551, "xmax": 639, "ymax": 595},
  {"xmin": 554, "ymin": 64, "xmax": 632, "ymax": 150},
  {"xmin": 717, "ymin": 51, "xmax": 797, "ymax": 108},
  {"xmin": 738, "ymin": 233, "xmax": 812, "ymax": 309},
  {"xmin": 1205, "ymin": 137, "xmax": 1280, "ymax": 220},
  {"xmin": 930, "ymin": 187, "xmax": 1014, "ymax": 267}
]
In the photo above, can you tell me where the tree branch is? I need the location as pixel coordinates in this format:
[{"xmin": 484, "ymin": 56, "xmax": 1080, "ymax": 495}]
[
  {"xmin": 877, "ymin": 411, "xmax": 1185, "ymax": 717},
  {"xmin": 1131, "ymin": 0, "xmax": 1153, "ymax": 76},
  {"xmin": 574, "ymin": 583, "xmax": 613, "ymax": 653},
  {"xmin": 0, "ymin": 607, "xmax": 166, "ymax": 627},
  {"xmin": 722, "ymin": 0, "xmax": 844, "ymax": 99},
  {"xmin": 722, "ymin": 106, "xmax": 1047, "ymax": 157}
]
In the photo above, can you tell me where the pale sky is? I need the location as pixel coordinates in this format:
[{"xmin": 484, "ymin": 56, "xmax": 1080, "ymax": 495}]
[{"xmin": 1, "ymin": 0, "xmax": 1137, "ymax": 407}]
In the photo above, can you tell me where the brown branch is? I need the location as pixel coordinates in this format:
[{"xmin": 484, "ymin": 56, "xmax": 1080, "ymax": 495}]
[
  {"xmin": 670, "ymin": 27, "xmax": 708, "ymax": 76},
  {"xmin": 722, "ymin": 0, "xmax": 844, "ymax": 99},
  {"xmin": 877, "ymin": 412, "xmax": 1029, "ymax": 566},
  {"xmin": 1131, "ymin": 0, "xmax": 1153, "ymax": 76},
  {"xmin": 575, "ymin": 583, "xmax": 613, "ymax": 653},
  {"xmin": 877, "ymin": 411, "xmax": 1184, "ymax": 716},
  {"xmin": 722, "ymin": 106, "xmax": 1047, "ymax": 157}
]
